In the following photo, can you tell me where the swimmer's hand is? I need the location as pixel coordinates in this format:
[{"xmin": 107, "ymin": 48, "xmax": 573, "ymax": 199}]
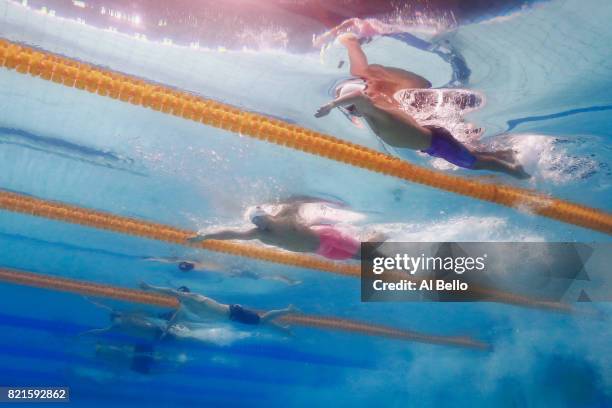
[
  {"xmin": 315, "ymin": 104, "xmax": 333, "ymax": 118},
  {"xmin": 139, "ymin": 281, "xmax": 151, "ymax": 291},
  {"xmin": 312, "ymin": 33, "xmax": 330, "ymax": 49},
  {"xmin": 187, "ymin": 234, "xmax": 207, "ymax": 243}
]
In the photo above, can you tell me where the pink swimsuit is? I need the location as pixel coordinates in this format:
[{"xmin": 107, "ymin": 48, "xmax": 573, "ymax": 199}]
[{"xmin": 313, "ymin": 226, "xmax": 361, "ymax": 260}]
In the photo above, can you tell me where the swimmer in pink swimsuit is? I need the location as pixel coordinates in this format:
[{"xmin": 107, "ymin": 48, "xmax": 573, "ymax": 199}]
[
  {"xmin": 188, "ymin": 196, "xmax": 385, "ymax": 261},
  {"xmin": 312, "ymin": 226, "xmax": 362, "ymax": 260}
]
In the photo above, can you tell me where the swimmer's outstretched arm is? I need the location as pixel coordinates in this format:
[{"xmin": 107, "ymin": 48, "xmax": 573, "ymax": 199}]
[
  {"xmin": 139, "ymin": 282, "xmax": 182, "ymax": 297},
  {"xmin": 78, "ymin": 298, "xmax": 117, "ymax": 336},
  {"xmin": 143, "ymin": 257, "xmax": 178, "ymax": 264},
  {"xmin": 315, "ymin": 89, "xmax": 365, "ymax": 118},
  {"xmin": 337, "ymin": 33, "xmax": 369, "ymax": 76},
  {"xmin": 85, "ymin": 297, "xmax": 114, "ymax": 312},
  {"xmin": 187, "ymin": 228, "xmax": 260, "ymax": 243},
  {"xmin": 78, "ymin": 326, "xmax": 113, "ymax": 337},
  {"xmin": 313, "ymin": 18, "xmax": 363, "ymax": 48}
]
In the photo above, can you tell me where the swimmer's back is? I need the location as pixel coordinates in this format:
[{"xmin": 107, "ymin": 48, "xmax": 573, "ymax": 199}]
[{"xmin": 365, "ymin": 65, "xmax": 432, "ymax": 90}]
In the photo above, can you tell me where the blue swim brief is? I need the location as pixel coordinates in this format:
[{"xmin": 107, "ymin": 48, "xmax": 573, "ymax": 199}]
[
  {"xmin": 421, "ymin": 125, "xmax": 477, "ymax": 169},
  {"xmin": 229, "ymin": 304, "xmax": 261, "ymax": 325}
]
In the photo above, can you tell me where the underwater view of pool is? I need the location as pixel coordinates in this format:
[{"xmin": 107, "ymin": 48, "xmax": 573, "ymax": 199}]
[{"xmin": 0, "ymin": 0, "xmax": 610, "ymax": 406}]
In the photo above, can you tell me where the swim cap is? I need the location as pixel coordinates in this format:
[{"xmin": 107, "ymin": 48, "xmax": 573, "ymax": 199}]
[
  {"xmin": 177, "ymin": 286, "xmax": 191, "ymax": 293},
  {"xmin": 335, "ymin": 79, "xmax": 366, "ymax": 98},
  {"xmin": 178, "ymin": 261, "xmax": 195, "ymax": 272},
  {"xmin": 334, "ymin": 79, "xmax": 366, "ymax": 120},
  {"xmin": 250, "ymin": 207, "xmax": 268, "ymax": 224}
]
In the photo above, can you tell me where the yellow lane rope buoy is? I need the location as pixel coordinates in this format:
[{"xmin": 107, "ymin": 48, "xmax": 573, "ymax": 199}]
[
  {"xmin": 0, "ymin": 38, "xmax": 610, "ymax": 234},
  {"xmin": 0, "ymin": 267, "xmax": 490, "ymax": 350}
]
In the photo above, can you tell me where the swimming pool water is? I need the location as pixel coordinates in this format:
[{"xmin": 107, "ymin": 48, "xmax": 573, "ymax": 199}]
[{"xmin": 0, "ymin": 0, "xmax": 610, "ymax": 406}]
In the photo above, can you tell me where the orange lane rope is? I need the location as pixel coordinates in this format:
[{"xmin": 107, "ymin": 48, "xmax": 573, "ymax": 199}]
[
  {"xmin": 0, "ymin": 190, "xmax": 360, "ymax": 277},
  {"xmin": 0, "ymin": 38, "xmax": 610, "ymax": 234},
  {"xmin": 0, "ymin": 268, "xmax": 489, "ymax": 350},
  {"xmin": 0, "ymin": 267, "xmax": 177, "ymax": 308}
]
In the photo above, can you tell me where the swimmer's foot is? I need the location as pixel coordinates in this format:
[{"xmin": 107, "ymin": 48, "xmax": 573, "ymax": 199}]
[
  {"xmin": 313, "ymin": 32, "xmax": 333, "ymax": 48},
  {"xmin": 511, "ymin": 164, "xmax": 531, "ymax": 180},
  {"xmin": 269, "ymin": 321, "xmax": 294, "ymax": 336},
  {"xmin": 367, "ymin": 231, "xmax": 389, "ymax": 243},
  {"xmin": 496, "ymin": 149, "xmax": 519, "ymax": 163},
  {"xmin": 280, "ymin": 325, "xmax": 295, "ymax": 337},
  {"xmin": 160, "ymin": 323, "xmax": 175, "ymax": 340}
]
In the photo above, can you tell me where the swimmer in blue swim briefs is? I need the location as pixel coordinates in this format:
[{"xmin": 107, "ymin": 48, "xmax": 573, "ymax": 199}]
[
  {"xmin": 139, "ymin": 282, "xmax": 297, "ymax": 333},
  {"xmin": 315, "ymin": 33, "xmax": 529, "ymax": 179}
]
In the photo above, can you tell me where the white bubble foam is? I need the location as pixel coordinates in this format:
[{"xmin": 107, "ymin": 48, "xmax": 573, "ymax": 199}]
[
  {"xmin": 371, "ymin": 216, "xmax": 544, "ymax": 242},
  {"xmin": 169, "ymin": 323, "xmax": 251, "ymax": 346},
  {"xmin": 490, "ymin": 134, "xmax": 599, "ymax": 184}
]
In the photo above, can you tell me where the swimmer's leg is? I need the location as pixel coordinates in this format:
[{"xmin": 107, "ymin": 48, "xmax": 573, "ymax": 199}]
[
  {"xmin": 259, "ymin": 304, "xmax": 297, "ymax": 323},
  {"xmin": 79, "ymin": 298, "xmax": 115, "ymax": 336},
  {"xmin": 265, "ymin": 275, "xmax": 302, "ymax": 286},
  {"xmin": 474, "ymin": 148, "xmax": 517, "ymax": 163},
  {"xmin": 472, "ymin": 152, "xmax": 530, "ymax": 179},
  {"xmin": 259, "ymin": 305, "xmax": 298, "ymax": 335}
]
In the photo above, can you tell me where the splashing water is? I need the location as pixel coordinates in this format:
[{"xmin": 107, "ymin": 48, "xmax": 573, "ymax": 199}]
[
  {"xmin": 236, "ymin": 26, "xmax": 290, "ymax": 51},
  {"xmin": 169, "ymin": 323, "xmax": 253, "ymax": 346},
  {"xmin": 396, "ymin": 88, "xmax": 486, "ymax": 141}
]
